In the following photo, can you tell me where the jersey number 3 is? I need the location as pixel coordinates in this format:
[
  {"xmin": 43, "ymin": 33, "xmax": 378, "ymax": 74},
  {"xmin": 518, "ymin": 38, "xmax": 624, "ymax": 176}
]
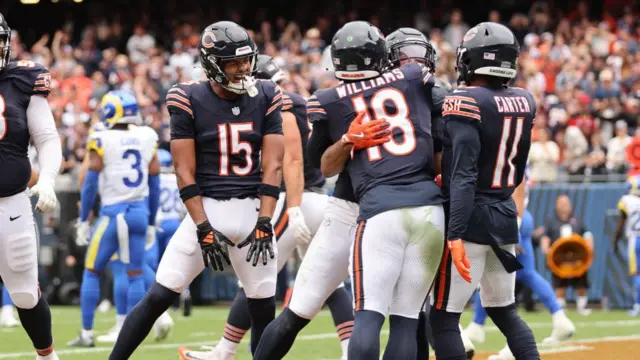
[
  {"xmin": 218, "ymin": 123, "xmax": 254, "ymax": 176},
  {"xmin": 492, "ymin": 116, "xmax": 525, "ymax": 188},
  {"xmin": 351, "ymin": 88, "xmax": 416, "ymax": 161}
]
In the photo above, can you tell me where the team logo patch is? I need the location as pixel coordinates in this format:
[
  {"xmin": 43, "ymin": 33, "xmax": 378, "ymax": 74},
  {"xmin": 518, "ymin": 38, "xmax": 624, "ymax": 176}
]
[
  {"xmin": 346, "ymin": 35, "xmax": 353, "ymax": 42},
  {"xmin": 463, "ymin": 27, "xmax": 478, "ymax": 42},
  {"xmin": 202, "ymin": 30, "xmax": 217, "ymax": 49},
  {"xmin": 232, "ymin": 107, "xmax": 240, "ymax": 116}
]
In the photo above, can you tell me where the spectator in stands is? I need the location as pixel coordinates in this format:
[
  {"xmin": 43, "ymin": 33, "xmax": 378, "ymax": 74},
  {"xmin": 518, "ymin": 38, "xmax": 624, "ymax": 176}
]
[
  {"xmin": 585, "ymin": 131, "xmax": 608, "ymax": 175},
  {"xmin": 443, "ymin": 9, "xmax": 468, "ymax": 47},
  {"xmin": 126, "ymin": 24, "xmax": 155, "ymax": 64},
  {"xmin": 563, "ymin": 126, "xmax": 589, "ymax": 175},
  {"xmin": 529, "ymin": 127, "xmax": 560, "ymax": 182},
  {"xmin": 607, "ymin": 120, "xmax": 632, "ymax": 173}
]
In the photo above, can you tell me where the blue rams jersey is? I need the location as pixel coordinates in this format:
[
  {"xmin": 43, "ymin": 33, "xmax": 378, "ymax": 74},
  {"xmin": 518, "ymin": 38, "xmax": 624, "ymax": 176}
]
[
  {"xmin": 168, "ymin": 80, "xmax": 283, "ymax": 200},
  {"xmin": 442, "ymin": 86, "xmax": 535, "ymax": 244},
  {"xmin": 0, "ymin": 61, "xmax": 51, "ymax": 197},
  {"xmin": 281, "ymin": 91, "xmax": 325, "ymax": 190},
  {"xmin": 308, "ymin": 63, "xmax": 443, "ymax": 220}
]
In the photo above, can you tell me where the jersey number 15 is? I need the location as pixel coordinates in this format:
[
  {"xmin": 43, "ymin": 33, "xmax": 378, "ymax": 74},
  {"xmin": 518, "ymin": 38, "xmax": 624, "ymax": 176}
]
[
  {"xmin": 351, "ymin": 88, "xmax": 417, "ymax": 161},
  {"xmin": 218, "ymin": 123, "xmax": 254, "ymax": 176}
]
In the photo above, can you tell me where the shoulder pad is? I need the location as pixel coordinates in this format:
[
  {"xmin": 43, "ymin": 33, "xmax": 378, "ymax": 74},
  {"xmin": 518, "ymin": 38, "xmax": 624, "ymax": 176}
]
[
  {"xmin": 166, "ymin": 83, "xmax": 194, "ymax": 118},
  {"xmin": 259, "ymin": 80, "xmax": 283, "ymax": 116},
  {"xmin": 86, "ymin": 131, "xmax": 104, "ymax": 157},
  {"xmin": 5, "ymin": 61, "xmax": 51, "ymax": 97}
]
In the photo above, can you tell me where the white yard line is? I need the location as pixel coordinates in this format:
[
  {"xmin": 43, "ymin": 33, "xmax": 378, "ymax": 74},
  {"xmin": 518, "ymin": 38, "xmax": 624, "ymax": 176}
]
[{"xmin": 1, "ymin": 319, "xmax": 640, "ymax": 358}]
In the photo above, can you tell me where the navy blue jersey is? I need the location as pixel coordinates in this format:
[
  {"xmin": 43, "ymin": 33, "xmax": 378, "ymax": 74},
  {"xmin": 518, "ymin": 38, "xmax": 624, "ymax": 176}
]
[
  {"xmin": 168, "ymin": 80, "xmax": 283, "ymax": 200},
  {"xmin": 308, "ymin": 63, "xmax": 443, "ymax": 220},
  {"xmin": 0, "ymin": 61, "xmax": 51, "ymax": 197},
  {"xmin": 442, "ymin": 86, "xmax": 535, "ymax": 245},
  {"xmin": 282, "ymin": 91, "xmax": 325, "ymax": 190}
]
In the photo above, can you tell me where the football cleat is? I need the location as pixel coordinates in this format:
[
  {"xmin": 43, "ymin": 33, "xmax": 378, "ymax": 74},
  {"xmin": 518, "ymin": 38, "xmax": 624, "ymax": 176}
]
[
  {"xmin": 178, "ymin": 345, "xmax": 234, "ymax": 360},
  {"xmin": 96, "ymin": 325, "xmax": 121, "ymax": 343},
  {"xmin": 464, "ymin": 321, "xmax": 486, "ymax": 344},
  {"xmin": 487, "ymin": 344, "xmax": 515, "ymax": 360},
  {"xmin": 153, "ymin": 311, "xmax": 174, "ymax": 341},
  {"xmin": 0, "ymin": 315, "xmax": 19, "ymax": 328},
  {"xmin": 542, "ymin": 312, "xmax": 575, "ymax": 344},
  {"xmin": 67, "ymin": 331, "xmax": 95, "ymax": 347},
  {"xmin": 460, "ymin": 323, "xmax": 476, "ymax": 359}
]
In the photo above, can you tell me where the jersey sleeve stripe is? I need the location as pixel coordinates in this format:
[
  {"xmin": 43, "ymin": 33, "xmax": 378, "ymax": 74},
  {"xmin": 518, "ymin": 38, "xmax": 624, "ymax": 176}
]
[
  {"xmin": 166, "ymin": 93, "xmax": 192, "ymax": 107},
  {"xmin": 167, "ymin": 101, "xmax": 194, "ymax": 118},
  {"xmin": 266, "ymin": 99, "xmax": 283, "ymax": 116},
  {"xmin": 422, "ymin": 72, "xmax": 432, "ymax": 84},
  {"xmin": 459, "ymin": 103, "xmax": 480, "ymax": 112},
  {"xmin": 443, "ymin": 109, "xmax": 481, "ymax": 120},
  {"xmin": 168, "ymin": 87, "xmax": 187, "ymax": 96},
  {"xmin": 307, "ymin": 108, "xmax": 326, "ymax": 114},
  {"xmin": 448, "ymin": 95, "xmax": 477, "ymax": 103}
]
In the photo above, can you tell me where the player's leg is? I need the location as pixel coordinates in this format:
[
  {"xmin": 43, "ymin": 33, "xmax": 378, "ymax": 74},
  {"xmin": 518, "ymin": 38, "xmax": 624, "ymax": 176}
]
[
  {"xmin": 463, "ymin": 290, "xmax": 488, "ymax": 345},
  {"xmin": 253, "ymin": 199, "xmax": 357, "ymax": 360},
  {"xmin": 109, "ymin": 213, "xmax": 204, "ymax": 360},
  {"xmin": 481, "ymin": 245, "xmax": 539, "ymax": 360},
  {"xmin": 629, "ymin": 236, "xmax": 640, "ymax": 316},
  {"xmin": 0, "ymin": 192, "xmax": 57, "ymax": 359},
  {"xmin": 349, "ymin": 213, "xmax": 405, "ymax": 360},
  {"xmin": 69, "ymin": 215, "xmax": 119, "ymax": 346},
  {"xmin": 574, "ymin": 275, "xmax": 591, "ymax": 315},
  {"xmin": 552, "ymin": 275, "xmax": 568, "ymax": 309},
  {"xmin": 430, "ymin": 242, "xmax": 487, "ymax": 360},
  {"xmin": 384, "ymin": 205, "xmax": 445, "ymax": 360},
  {"xmin": 0, "ymin": 283, "xmax": 19, "ymax": 327}
]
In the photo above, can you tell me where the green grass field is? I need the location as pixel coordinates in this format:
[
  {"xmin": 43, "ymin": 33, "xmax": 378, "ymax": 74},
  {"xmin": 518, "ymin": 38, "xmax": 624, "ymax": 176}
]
[{"xmin": 1, "ymin": 306, "xmax": 639, "ymax": 359}]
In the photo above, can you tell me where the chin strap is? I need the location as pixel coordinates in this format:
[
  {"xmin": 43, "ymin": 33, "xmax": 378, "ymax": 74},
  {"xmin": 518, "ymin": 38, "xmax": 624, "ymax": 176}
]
[{"xmin": 224, "ymin": 76, "xmax": 258, "ymax": 97}]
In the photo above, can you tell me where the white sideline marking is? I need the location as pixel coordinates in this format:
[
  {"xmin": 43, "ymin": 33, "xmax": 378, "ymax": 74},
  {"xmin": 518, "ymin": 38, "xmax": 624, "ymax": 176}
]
[{"xmin": 1, "ymin": 320, "xmax": 640, "ymax": 358}]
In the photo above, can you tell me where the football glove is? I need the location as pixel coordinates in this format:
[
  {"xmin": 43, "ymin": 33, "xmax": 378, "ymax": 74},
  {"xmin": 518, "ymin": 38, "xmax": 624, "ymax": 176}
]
[
  {"xmin": 287, "ymin": 206, "xmax": 311, "ymax": 246},
  {"xmin": 29, "ymin": 180, "xmax": 58, "ymax": 213},
  {"xmin": 449, "ymin": 239, "xmax": 472, "ymax": 283},
  {"xmin": 75, "ymin": 220, "xmax": 90, "ymax": 246},
  {"xmin": 197, "ymin": 220, "xmax": 234, "ymax": 271},
  {"xmin": 238, "ymin": 216, "xmax": 275, "ymax": 266},
  {"xmin": 341, "ymin": 112, "xmax": 392, "ymax": 151}
]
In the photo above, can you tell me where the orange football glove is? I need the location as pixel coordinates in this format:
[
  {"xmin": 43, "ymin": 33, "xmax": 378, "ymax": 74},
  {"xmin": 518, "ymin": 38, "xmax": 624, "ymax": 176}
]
[
  {"xmin": 342, "ymin": 112, "xmax": 392, "ymax": 150},
  {"xmin": 435, "ymin": 174, "xmax": 442, "ymax": 188},
  {"xmin": 449, "ymin": 239, "xmax": 471, "ymax": 283}
]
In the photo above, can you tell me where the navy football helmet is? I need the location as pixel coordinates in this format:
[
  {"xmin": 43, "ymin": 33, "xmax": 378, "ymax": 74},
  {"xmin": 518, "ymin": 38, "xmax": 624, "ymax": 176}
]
[
  {"xmin": 455, "ymin": 22, "xmax": 520, "ymax": 85},
  {"xmin": 199, "ymin": 21, "xmax": 259, "ymax": 95},
  {"xmin": 386, "ymin": 27, "xmax": 436, "ymax": 72},
  {"xmin": 330, "ymin": 21, "xmax": 387, "ymax": 81},
  {"xmin": 0, "ymin": 13, "xmax": 11, "ymax": 71},
  {"xmin": 255, "ymin": 55, "xmax": 288, "ymax": 84}
]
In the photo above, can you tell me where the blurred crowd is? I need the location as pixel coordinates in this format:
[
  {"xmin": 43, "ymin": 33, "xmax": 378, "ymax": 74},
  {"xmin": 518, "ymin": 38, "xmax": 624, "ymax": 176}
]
[{"xmin": 6, "ymin": 1, "xmax": 640, "ymax": 184}]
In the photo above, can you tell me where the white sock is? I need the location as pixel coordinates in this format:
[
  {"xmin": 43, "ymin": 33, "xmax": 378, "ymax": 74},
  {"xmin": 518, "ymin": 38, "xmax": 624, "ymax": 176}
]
[
  {"xmin": 1, "ymin": 305, "xmax": 13, "ymax": 319},
  {"xmin": 159, "ymin": 311, "xmax": 172, "ymax": 323},
  {"xmin": 551, "ymin": 309, "xmax": 566, "ymax": 323},
  {"xmin": 81, "ymin": 328, "xmax": 94, "ymax": 338},
  {"xmin": 218, "ymin": 337, "xmax": 239, "ymax": 353},
  {"xmin": 37, "ymin": 350, "xmax": 59, "ymax": 360},
  {"xmin": 557, "ymin": 298, "xmax": 566, "ymax": 308},
  {"xmin": 577, "ymin": 296, "xmax": 588, "ymax": 311},
  {"xmin": 340, "ymin": 339, "xmax": 349, "ymax": 358},
  {"xmin": 116, "ymin": 314, "xmax": 126, "ymax": 329}
]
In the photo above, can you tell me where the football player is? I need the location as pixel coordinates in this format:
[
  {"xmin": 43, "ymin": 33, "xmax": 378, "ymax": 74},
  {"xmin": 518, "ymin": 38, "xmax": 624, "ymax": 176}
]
[
  {"xmin": 179, "ymin": 54, "xmax": 348, "ymax": 360},
  {"xmin": 614, "ymin": 175, "xmax": 640, "ymax": 316},
  {"xmin": 68, "ymin": 90, "xmax": 160, "ymax": 347},
  {"xmin": 109, "ymin": 21, "xmax": 284, "ymax": 359},
  {"xmin": 0, "ymin": 13, "xmax": 62, "ymax": 360},
  {"xmin": 466, "ymin": 167, "xmax": 574, "ymax": 360},
  {"xmin": 431, "ymin": 22, "xmax": 540, "ymax": 360},
  {"xmin": 314, "ymin": 21, "xmax": 447, "ymax": 360}
]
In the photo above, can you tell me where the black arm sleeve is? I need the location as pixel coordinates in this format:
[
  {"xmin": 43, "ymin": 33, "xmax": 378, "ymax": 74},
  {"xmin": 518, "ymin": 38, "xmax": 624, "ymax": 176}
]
[
  {"xmin": 446, "ymin": 119, "xmax": 482, "ymax": 240},
  {"xmin": 306, "ymin": 120, "xmax": 333, "ymax": 169}
]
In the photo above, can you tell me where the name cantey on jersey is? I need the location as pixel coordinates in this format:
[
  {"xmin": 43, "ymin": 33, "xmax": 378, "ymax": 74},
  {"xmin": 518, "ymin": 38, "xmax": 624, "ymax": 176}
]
[
  {"xmin": 441, "ymin": 86, "xmax": 536, "ymax": 203},
  {"xmin": 167, "ymin": 79, "xmax": 283, "ymax": 200},
  {"xmin": 307, "ymin": 62, "xmax": 443, "ymax": 220},
  {"xmin": 281, "ymin": 91, "xmax": 325, "ymax": 190},
  {"xmin": 0, "ymin": 60, "xmax": 51, "ymax": 197},
  {"xmin": 86, "ymin": 125, "xmax": 158, "ymax": 206}
]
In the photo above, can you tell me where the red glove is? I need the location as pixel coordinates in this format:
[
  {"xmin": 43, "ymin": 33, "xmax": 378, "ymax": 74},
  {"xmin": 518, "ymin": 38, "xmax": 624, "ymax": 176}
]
[
  {"xmin": 449, "ymin": 239, "xmax": 471, "ymax": 283},
  {"xmin": 341, "ymin": 112, "xmax": 392, "ymax": 151},
  {"xmin": 435, "ymin": 174, "xmax": 442, "ymax": 188}
]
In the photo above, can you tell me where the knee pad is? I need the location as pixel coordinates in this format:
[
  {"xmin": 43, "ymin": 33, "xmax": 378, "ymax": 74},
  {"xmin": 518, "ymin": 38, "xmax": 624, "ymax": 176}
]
[
  {"xmin": 7, "ymin": 232, "xmax": 37, "ymax": 273},
  {"xmin": 288, "ymin": 290, "xmax": 323, "ymax": 320},
  {"xmin": 11, "ymin": 291, "xmax": 38, "ymax": 310}
]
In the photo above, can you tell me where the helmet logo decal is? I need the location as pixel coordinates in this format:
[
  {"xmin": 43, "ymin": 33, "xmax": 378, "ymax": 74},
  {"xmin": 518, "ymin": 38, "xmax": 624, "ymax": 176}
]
[
  {"xmin": 364, "ymin": 57, "xmax": 371, "ymax": 65},
  {"xmin": 463, "ymin": 27, "xmax": 478, "ymax": 42},
  {"xmin": 346, "ymin": 35, "xmax": 353, "ymax": 42},
  {"xmin": 232, "ymin": 107, "xmax": 240, "ymax": 116},
  {"xmin": 202, "ymin": 30, "xmax": 217, "ymax": 48}
]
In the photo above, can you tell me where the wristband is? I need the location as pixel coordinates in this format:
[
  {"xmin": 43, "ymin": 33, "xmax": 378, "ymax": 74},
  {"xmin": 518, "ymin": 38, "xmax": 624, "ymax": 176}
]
[
  {"xmin": 259, "ymin": 184, "xmax": 280, "ymax": 199},
  {"xmin": 180, "ymin": 183, "xmax": 202, "ymax": 203}
]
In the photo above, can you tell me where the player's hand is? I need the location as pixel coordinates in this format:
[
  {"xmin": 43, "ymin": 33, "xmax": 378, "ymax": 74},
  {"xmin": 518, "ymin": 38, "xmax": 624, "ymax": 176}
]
[
  {"xmin": 197, "ymin": 220, "xmax": 234, "ymax": 271},
  {"xmin": 449, "ymin": 239, "xmax": 471, "ymax": 283},
  {"xmin": 238, "ymin": 216, "xmax": 275, "ymax": 266},
  {"xmin": 341, "ymin": 112, "xmax": 392, "ymax": 151},
  {"xmin": 29, "ymin": 181, "xmax": 58, "ymax": 213},
  {"xmin": 75, "ymin": 220, "xmax": 90, "ymax": 246},
  {"xmin": 287, "ymin": 206, "xmax": 312, "ymax": 245},
  {"xmin": 145, "ymin": 226, "xmax": 157, "ymax": 251},
  {"xmin": 435, "ymin": 174, "xmax": 442, "ymax": 188}
]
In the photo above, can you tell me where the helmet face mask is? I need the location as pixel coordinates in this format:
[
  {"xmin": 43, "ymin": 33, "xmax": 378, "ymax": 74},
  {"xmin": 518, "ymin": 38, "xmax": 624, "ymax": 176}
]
[
  {"xmin": 255, "ymin": 54, "xmax": 288, "ymax": 85},
  {"xmin": 199, "ymin": 22, "xmax": 259, "ymax": 96},
  {"xmin": 386, "ymin": 28, "xmax": 436, "ymax": 72},
  {"xmin": 0, "ymin": 13, "xmax": 11, "ymax": 71}
]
